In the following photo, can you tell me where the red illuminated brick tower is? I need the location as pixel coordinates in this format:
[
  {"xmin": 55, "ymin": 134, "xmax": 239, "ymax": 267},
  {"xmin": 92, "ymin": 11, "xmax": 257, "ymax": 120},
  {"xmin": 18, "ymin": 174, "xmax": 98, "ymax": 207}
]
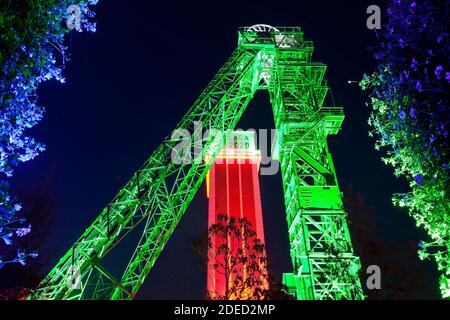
[{"xmin": 205, "ymin": 131, "xmax": 267, "ymax": 298}]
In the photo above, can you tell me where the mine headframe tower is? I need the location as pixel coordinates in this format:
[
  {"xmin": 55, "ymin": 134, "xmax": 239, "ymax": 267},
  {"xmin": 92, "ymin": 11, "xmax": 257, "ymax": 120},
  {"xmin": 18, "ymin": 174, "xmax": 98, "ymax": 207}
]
[{"xmin": 30, "ymin": 25, "xmax": 364, "ymax": 300}]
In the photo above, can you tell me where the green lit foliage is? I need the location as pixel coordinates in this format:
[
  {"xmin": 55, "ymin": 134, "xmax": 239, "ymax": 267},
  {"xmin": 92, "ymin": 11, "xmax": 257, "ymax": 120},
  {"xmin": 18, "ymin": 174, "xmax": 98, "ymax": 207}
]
[
  {"xmin": 360, "ymin": 0, "xmax": 449, "ymax": 298},
  {"xmin": 0, "ymin": 0, "xmax": 97, "ymax": 266}
]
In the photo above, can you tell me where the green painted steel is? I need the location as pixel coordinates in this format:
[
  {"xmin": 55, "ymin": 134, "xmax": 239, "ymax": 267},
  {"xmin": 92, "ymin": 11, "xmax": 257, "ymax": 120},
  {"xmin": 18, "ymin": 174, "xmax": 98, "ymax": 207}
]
[{"xmin": 29, "ymin": 26, "xmax": 363, "ymax": 300}]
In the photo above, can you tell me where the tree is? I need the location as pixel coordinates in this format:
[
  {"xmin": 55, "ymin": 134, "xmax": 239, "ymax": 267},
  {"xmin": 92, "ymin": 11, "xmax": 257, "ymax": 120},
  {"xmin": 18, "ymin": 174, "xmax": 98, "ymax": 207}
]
[
  {"xmin": 0, "ymin": 0, "xmax": 97, "ymax": 267},
  {"xmin": 344, "ymin": 185, "xmax": 426, "ymax": 299},
  {"xmin": 192, "ymin": 214, "xmax": 290, "ymax": 300},
  {"xmin": 0, "ymin": 169, "xmax": 57, "ymax": 300},
  {"xmin": 360, "ymin": 0, "xmax": 449, "ymax": 298}
]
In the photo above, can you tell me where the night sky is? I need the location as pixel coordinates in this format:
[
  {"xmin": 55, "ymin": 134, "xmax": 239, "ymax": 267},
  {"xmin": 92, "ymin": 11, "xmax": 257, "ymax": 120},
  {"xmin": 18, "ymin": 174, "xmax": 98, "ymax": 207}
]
[{"xmin": 11, "ymin": 0, "xmax": 440, "ymax": 299}]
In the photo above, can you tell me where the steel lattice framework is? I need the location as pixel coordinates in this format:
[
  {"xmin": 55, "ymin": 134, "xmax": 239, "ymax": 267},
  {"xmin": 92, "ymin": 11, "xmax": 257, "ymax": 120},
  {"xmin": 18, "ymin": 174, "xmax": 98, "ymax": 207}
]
[{"xmin": 29, "ymin": 26, "xmax": 364, "ymax": 300}]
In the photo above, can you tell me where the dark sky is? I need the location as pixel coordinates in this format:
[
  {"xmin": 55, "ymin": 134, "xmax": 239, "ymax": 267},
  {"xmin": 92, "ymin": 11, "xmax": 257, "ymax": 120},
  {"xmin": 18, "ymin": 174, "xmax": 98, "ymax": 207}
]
[{"xmin": 12, "ymin": 0, "xmax": 440, "ymax": 299}]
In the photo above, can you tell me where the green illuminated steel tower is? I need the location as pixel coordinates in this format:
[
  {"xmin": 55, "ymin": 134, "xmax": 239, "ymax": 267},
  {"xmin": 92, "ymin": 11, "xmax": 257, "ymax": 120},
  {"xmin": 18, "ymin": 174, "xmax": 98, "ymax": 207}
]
[{"xmin": 29, "ymin": 25, "xmax": 364, "ymax": 300}]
